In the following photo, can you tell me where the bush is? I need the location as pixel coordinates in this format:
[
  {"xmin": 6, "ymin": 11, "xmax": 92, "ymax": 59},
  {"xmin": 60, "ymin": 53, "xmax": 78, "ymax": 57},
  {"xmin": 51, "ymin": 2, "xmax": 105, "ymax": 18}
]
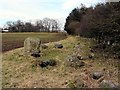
[{"xmin": 64, "ymin": 2, "xmax": 120, "ymax": 57}]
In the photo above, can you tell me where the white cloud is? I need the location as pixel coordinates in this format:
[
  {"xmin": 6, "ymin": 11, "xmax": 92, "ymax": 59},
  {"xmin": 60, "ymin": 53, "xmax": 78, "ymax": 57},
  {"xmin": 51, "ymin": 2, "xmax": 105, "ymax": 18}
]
[
  {"xmin": 0, "ymin": 0, "xmax": 65, "ymax": 19},
  {"xmin": 62, "ymin": 0, "xmax": 80, "ymax": 9},
  {"xmin": 0, "ymin": 0, "xmax": 104, "ymax": 27}
]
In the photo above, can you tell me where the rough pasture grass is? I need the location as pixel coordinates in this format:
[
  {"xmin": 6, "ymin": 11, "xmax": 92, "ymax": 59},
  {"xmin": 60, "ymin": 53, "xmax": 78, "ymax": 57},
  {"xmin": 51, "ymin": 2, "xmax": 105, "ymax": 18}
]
[
  {"xmin": 2, "ymin": 36, "xmax": 118, "ymax": 88},
  {"xmin": 2, "ymin": 32, "xmax": 67, "ymax": 52}
]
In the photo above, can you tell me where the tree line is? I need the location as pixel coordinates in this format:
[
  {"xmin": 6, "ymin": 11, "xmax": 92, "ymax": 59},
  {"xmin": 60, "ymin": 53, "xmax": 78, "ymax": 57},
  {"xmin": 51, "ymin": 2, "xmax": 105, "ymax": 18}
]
[
  {"xmin": 64, "ymin": 2, "xmax": 120, "ymax": 57},
  {"xmin": 2, "ymin": 18, "xmax": 61, "ymax": 32}
]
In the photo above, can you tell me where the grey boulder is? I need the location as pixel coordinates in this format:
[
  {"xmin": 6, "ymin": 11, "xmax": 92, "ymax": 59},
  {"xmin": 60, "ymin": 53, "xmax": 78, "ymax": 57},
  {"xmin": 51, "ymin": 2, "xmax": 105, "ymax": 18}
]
[
  {"xmin": 24, "ymin": 37, "xmax": 41, "ymax": 55},
  {"xmin": 66, "ymin": 55, "xmax": 85, "ymax": 68}
]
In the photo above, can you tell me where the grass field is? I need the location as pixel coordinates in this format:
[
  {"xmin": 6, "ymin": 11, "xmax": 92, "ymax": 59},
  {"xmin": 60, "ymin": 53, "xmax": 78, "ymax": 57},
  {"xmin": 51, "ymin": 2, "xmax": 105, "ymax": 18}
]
[
  {"xmin": 2, "ymin": 32, "xmax": 67, "ymax": 52},
  {"xmin": 2, "ymin": 36, "xmax": 118, "ymax": 88}
]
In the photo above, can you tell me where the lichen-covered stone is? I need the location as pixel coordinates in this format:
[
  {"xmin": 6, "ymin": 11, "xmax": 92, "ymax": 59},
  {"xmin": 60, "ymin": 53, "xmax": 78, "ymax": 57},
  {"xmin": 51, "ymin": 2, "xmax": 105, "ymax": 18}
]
[
  {"xmin": 24, "ymin": 37, "xmax": 41, "ymax": 55},
  {"xmin": 66, "ymin": 55, "xmax": 85, "ymax": 68}
]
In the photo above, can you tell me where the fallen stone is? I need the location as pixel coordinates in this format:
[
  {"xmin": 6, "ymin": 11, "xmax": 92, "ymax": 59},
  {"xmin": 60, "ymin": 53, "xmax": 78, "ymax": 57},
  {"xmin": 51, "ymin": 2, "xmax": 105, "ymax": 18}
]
[
  {"xmin": 31, "ymin": 50, "xmax": 40, "ymax": 57},
  {"xmin": 39, "ymin": 59, "xmax": 56, "ymax": 68},
  {"xmin": 31, "ymin": 53, "xmax": 40, "ymax": 57},
  {"xmin": 99, "ymin": 80, "xmax": 118, "ymax": 88},
  {"xmin": 41, "ymin": 44, "xmax": 48, "ymax": 49},
  {"xmin": 54, "ymin": 43, "xmax": 63, "ymax": 48},
  {"xmin": 39, "ymin": 60, "xmax": 49, "ymax": 68},
  {"xmin": 91, "ymin": 71, "xmax": 103, "ymax": 80},
  {"xmin": 77, "ymin": 55, "xmax": 86, "ymax": 60},
  {"xmin": 66, "ymin": 55, "xmax": 85, "ymax": 68}
]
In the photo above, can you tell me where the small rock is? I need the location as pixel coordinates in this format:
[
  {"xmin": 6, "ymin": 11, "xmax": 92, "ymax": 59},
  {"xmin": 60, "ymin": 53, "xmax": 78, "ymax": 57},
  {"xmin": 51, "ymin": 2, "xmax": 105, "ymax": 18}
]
[
  {"xmin": 48, "ymin": 59, "xmax": 56, "ymax": 66},
  {"xmin": 77, "ymin": 55, "xmax": 85, "ymax": 60},
  {"xmin": 41, "ymin": 44, "xmax": 48, "ymax": 49},
  {"xmin": 39, "ymin": 61, "xmax": 49, "ymax": 68},
  {"xmin": 90, "ymin": 48, "xmax": 94, "ymax": 52},
  {"xmin": 88, "ymin": 53, "xmax": 95, "ymax": 59},
  {"xmin": 99, "ymin": 80, "xmax": 118, "ymax": 88},
  {"xmin": 54, "ymin": 43, "xmax": 63, "ymax": 48},
  {"xmin": 31, "ymin": 53, "xmax": 40, "ymax": 57},
  {"xmin": 66, "ymin": 55, "xmax": 85, "ymax": 68},
  {"xmin": 91, "ymin": 71, "xmax": 103, "ymax": 80},
  {"xmin": 67, "ymin": 55, "xmax": 79, "ymax": 62},
  {"xmin": 31, "ymin": 50, "xmax": 41, "ymax": 57},
  {"xmin": 39, "ymin": 59, "xmax": 56, "ymax": 68}
]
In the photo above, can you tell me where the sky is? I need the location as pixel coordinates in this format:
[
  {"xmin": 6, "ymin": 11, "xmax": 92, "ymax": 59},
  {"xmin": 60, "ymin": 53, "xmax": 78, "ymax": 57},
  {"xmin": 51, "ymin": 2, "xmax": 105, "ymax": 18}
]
[{"xmin": 0, "ymin": 0, "xmax": 105, "ymax": 28}]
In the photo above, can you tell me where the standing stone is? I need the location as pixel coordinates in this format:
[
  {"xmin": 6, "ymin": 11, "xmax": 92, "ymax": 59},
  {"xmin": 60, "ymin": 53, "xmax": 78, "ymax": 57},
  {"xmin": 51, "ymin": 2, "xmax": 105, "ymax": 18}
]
[{"xmin": 24, "ymin": 37, "xmax": 41, "ymax": 55}]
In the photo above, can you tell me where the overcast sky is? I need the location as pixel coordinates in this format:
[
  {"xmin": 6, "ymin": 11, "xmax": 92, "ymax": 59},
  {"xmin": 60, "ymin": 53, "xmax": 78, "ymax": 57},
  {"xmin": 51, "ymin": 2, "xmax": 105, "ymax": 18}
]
[{"xmin": 0, "ymin": 0, "xmax": 105, "ymax": 28}]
